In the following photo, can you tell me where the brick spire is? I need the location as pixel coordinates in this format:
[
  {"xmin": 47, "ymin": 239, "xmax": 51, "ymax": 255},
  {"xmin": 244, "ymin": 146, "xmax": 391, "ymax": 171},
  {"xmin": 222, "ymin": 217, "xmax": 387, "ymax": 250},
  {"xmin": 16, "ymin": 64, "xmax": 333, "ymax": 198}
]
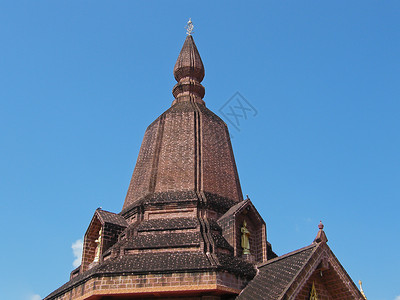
[
  {"xmin": 121, "ymin": 33, "xmax": 243, "ymax": 214},
  {"xmin": 172, "ymin": 35, "xmax": 205, "ymax": 105}
]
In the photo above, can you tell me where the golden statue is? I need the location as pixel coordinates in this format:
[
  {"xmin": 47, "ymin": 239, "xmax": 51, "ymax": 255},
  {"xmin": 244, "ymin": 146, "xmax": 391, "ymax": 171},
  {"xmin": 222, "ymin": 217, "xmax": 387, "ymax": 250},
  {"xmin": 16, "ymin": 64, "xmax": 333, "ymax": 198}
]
[
  {"xmin": 241, "ymin": 220, "xmax": 250, "ymax": 254},
  {"xmin": 93, "ymin": 228, "xmax": 102, "ymax": 263}
]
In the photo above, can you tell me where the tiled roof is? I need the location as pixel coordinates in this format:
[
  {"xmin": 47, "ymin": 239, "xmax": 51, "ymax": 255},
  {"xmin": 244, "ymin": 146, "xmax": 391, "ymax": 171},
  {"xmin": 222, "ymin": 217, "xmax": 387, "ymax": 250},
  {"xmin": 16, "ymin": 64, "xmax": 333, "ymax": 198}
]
[
  {"xmin": 203, "ymin": 191, "xmax": 237, "ymax": 213},
  {"xmin": 45, "ymin": 251, "xmax": 214, "ymax": 300},
  {"xmin": 102, "ymin": 252, "xmax": 212, "ymax": 273},
  {"xmin": 208, "ymin": 218, "xmax": 222, "ymax": 232},
  {"xmin": 137, "ymin": 217, "xmax": 198, "ymax": 232},
  {"xmin": 212, "ymin": 232, "xmax": 233, "ymax": 251},
  {"xmin": 96, "ymin": 210, "xmax": 128, "ymax": 227},
  {"xmin": 216, "ymin": 253, "xmax": 256, "ymax": 279},
  {"xmin": 236, "ymin": 244, "xmax": 317, "ymax": 300},
  {"xmin": 124, "ymin": 232, "xmax": 200, "ymax": 249}
]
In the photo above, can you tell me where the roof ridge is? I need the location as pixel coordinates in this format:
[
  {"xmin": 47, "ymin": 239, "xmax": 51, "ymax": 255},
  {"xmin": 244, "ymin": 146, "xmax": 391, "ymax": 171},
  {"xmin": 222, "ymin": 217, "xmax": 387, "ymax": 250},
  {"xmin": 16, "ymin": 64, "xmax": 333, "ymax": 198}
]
[
  {"xmin": 257, "ymin": 243, "xmax": 317, "ymax": 268},
  {"xmin": 97, "ymin": 209, "xmax": 119, "ymax": 215},
  {"xmin": 218, "ymin": 199, "xmax": 249, "ymax": 221}
]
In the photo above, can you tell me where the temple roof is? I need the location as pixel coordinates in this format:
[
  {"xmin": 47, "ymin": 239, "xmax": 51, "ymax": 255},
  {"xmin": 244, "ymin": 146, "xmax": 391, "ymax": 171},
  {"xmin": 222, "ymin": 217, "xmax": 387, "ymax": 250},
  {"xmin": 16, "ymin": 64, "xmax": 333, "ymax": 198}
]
[
  {"xmin": 237, "ymin": 244, "xmax": 317, "ymax": 300},
  {"xmin": 237, "ymin": 224, "xmax": 365, "ymax": 300}
]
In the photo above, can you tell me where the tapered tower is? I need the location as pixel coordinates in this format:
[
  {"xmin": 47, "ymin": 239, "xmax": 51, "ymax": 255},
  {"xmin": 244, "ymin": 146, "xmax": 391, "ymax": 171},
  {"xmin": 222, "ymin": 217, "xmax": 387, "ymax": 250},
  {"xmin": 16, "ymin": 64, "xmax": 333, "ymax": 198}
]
[
  {"xmin": 45, "ymin": 26, "xmax": 272, "ymax": 300},
  {"xmin": 122, "ymin": 34, "xmax": 244, "ymax": 215}
]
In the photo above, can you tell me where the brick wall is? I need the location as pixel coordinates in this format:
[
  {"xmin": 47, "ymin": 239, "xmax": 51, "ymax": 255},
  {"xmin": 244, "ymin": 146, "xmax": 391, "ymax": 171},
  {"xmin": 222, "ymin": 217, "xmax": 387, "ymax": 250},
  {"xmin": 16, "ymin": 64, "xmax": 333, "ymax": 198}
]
[{"xmin": 52, "ymin": 271, "xmax": 244, "ymax": 300}]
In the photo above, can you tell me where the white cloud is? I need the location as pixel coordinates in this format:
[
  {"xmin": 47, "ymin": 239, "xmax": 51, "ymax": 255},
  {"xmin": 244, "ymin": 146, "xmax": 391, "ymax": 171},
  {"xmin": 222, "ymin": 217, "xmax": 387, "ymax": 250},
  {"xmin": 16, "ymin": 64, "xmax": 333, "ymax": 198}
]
[
  {"xmin": 72, "ymin": 239, "xmax": 83, "ymax": 268},
  {"xmin": 29, "ymin": 294, "xmax": 41, "ymax": 300},
  {"xmin": 394, "ymin": 295, "xmax": 400, "ymax": 300}
]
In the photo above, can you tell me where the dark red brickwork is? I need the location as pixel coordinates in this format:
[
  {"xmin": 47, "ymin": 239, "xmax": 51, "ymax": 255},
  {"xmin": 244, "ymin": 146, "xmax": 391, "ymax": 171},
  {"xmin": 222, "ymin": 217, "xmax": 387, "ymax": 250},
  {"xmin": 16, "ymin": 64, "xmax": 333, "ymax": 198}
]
[
  {"xmin": 153, "ymin": 111, "xmax": 196, "ymax": 193},
  {"xmin": 124, "ymin": 119, "xmax": 161, "ymax": 206},
  {"xmin": 122, "ymin": 101, "xmax": 244, "ymax": 213},
  {"xmin": 201, "ymin": 108, "xmax": 243, "ymax": 204}
]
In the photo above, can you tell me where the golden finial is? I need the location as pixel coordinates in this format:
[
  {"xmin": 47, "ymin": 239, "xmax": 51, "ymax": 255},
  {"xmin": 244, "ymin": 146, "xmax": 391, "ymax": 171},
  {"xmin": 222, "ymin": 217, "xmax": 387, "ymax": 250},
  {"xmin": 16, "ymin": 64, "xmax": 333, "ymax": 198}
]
[
  {"xmin": 186, "ymin": 18, "xmax": 194, "ymax": 35},
  {"xmin": 358, "ymin": 280, "xmax": 367, "ymax": 299},
  {"xmin": 310, "ymin": 282, "xmax": 318, "ymax": 300}
]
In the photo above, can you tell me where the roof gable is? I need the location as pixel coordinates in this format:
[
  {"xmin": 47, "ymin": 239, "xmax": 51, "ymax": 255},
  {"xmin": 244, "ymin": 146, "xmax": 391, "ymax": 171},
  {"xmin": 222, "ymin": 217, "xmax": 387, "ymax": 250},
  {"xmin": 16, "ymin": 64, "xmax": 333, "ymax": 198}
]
[
  {"xmin": 96, "ymin": 209, "xmax": 128, "ymax": 227},
  {"xmin": 237, "ymin": 242, "xmax": 365, "ymax": 300}
]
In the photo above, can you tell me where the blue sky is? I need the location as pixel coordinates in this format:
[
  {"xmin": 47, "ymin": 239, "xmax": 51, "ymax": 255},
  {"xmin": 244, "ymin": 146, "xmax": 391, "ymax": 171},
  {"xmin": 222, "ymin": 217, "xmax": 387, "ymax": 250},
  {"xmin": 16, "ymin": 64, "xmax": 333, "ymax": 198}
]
[{"xmin": 0, "ymin": 1, "xmax": 399, "ymax": 299}]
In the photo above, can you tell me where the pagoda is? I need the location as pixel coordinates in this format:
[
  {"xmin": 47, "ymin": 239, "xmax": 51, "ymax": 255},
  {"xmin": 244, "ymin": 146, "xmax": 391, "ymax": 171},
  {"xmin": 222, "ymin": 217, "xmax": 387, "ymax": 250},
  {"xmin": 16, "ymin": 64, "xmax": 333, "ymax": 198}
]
[{"xmin": 45, "ymin": 24, "xmax": 366, "ymax": 300}]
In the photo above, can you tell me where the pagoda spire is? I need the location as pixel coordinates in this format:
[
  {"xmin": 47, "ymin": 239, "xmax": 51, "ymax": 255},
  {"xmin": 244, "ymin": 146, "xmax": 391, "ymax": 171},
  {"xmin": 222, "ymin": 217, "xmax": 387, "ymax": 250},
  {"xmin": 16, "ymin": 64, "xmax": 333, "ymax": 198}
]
[{"xmin": 172, "ymin": 20, "xmax": 205, "ymax": 105}]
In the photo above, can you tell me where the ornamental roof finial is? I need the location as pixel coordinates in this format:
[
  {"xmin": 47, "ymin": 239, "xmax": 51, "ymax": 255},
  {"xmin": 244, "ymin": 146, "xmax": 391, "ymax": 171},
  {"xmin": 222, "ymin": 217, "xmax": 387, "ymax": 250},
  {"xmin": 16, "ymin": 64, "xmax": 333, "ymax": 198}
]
[
  {"xmin": 186, "ymin": 18, "xmax": 194, "ymax": 35},
  {"xmin": 313, "ymin": 220, "xmax": 328, "ymax": 243},
  {"xmin": 172, "ymin": 26, "xmax": 205, "ymax": 105},
  {"xmin": 359, "ymin": 280, "xmax": 367, "ymax": 299}
]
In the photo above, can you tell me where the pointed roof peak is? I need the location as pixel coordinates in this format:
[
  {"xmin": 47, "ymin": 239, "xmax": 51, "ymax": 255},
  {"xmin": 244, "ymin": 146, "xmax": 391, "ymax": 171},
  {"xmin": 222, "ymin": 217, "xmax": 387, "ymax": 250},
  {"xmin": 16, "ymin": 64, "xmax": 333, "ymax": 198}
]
[
  {"xmin": 172, "ymin": 32, "xmax": 205, "ymax": 105},
  {"xmin": 314, "ymin": 220, "xmax": 328, "ymax": 243},
  {"xmin": 173, "ymin": 34, "xmax": 205, "ymax": 82}
]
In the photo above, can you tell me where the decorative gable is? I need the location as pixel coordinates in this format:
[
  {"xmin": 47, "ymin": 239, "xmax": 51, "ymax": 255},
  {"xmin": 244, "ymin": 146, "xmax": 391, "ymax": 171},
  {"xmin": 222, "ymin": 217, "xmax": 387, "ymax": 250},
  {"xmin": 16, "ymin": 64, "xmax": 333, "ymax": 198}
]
[
  {"xmin": 218, "ymin": 198, "xmax": 273, "ymax": 263},
  {"xmin": 77, "ymin": 209, "xmax": 127, "ymax": 275},
  {"xmin": 237, "ymin": 224, "xmax": 365, "ymax": 300}
]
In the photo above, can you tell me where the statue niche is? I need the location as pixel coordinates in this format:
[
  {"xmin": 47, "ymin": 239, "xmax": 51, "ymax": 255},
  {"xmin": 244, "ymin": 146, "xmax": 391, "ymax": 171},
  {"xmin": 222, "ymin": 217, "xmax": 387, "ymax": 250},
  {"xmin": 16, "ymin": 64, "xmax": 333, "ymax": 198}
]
[{"xmin": 241, "ymin": 220, "xmax": 250, "ymax": 255}]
